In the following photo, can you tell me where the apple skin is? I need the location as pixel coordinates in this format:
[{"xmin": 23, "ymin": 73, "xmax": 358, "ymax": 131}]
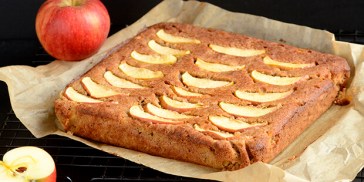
[
  {"xmin": 35, "ymin": 0, "xmax": 110, "ymax": 61},
  {"xmin": 0, "ymin": 146, "xmax": 57, "ymax": 182}
]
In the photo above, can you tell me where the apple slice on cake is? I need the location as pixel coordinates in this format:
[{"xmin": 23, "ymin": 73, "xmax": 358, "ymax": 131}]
[
  {"xmin": 194, "ymin": 124, "xmax": 234, "ymax": 139},
  {"xmin": 160, "ymin": 95, "xmax": 202, "ymax": 112},
  {"xmin": 64, "ymin": 87, "xmax": 102, "ymax": 103},
  {"xmin": 81, "ymin": 77, "xmax": 120, "ymax": 98},
  {"xmin": 263, "ymin": 56, "xmax": 315, "ymax": 69},
  {"xmin": 209, "ymin": 116, "xmax": 266, "ymax": 132},
  {"xmin": 145, "ymin": 103, "xmax": 193, "ymax": 119},
  {"xmin": 195, "ymin": 58, "xmax": 245, "ymax": 72},
  {"xmin": 104, "ymin": 71, "xmax": 144, "ymax": 88},
  {"xmin": 209, "ymin": 44, "xmax": 265, "ymax": 57},
  {"xmin": 148, "ymin": 40, "xmax": 190, "ymax": 56},
  {"xmin": 234, "ymin": 90, "xmax": 293, "ymax": 102},
  {"xmin": 131, "ymin": 50, "xmax": 177, "ymax": 64},
  {"xmin": 119, "ymin": 62, "xmax": 164, "ymax": 79},
  {"xmin": 171, "ymin": 86, "xmax": 204, "ymax": 97},
  {"xmin": 181, "ymin": 72, "xmax": 233, "ymax": 88},
  {"xmin": 219, "ymin": 102, "xmax": 280, "ymax": 117},
  {"xmin": 129, "ymin": 105, "xmax": 183, "ymax": 124},
  {"xmin": 156, "ymin": 29, "xmax": 201, "ymax": 44},
  {"xmin": 251, "ymin": 70, "xmax": 305, "ymax": 86}
]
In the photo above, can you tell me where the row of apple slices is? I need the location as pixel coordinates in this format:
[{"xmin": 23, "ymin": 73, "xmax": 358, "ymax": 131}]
[
  {"xmin": 129, "ymin": 29, "xmax": 197, "ymax": 65},
  {"xmin": 194, "ymin": 115, "xmax": 267, "ymax": 139},
  {"xmin": 64, "ymin": 72, "xmax": 296, "ymax": 104},
  {"xmin": 149, "ymin": 29, "xmax": 316, "ymax": 70}
]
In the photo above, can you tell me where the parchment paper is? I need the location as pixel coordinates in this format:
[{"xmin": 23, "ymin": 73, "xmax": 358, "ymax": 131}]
[{"xmin": 1, "ymin": 0, "xmax": 364, "ymax": 181}]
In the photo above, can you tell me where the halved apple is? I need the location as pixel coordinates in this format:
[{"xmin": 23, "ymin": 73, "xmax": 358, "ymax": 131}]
[
  {"xmin": 148, "ymin": 40, "xmax": 190, "ymax": 56},
  {"xmin": 156, "ymin": 29, "xmax": 201, "ymax": 44},
  {"xmin": 160, "ymin": 95, "xmax": 202, "ymax": 112},
  {"xmin": 104, "ymin": 71, "xmax": 144, "ymax": 88},
  {"xmin": 194, "ymin": 124, "xmax": 234, "ymax": 139},
  {"xmin": 195, "ymin": 58, "xmax": 245, "ymax": 72},
  {"xmin": 145, "ymin": 103, "xmax": 193, "ymax": 119},
  {"xmin": 119, "ymin": 62, "xmax": 164, "ymax": 79},
  {"xmin": 251, "ymin": 70, "xmax": 304, "ymax": 86},
  {"xmin": 64, "ymin": 87, "xmax": 102, "ymax": 103},
  {"xmin": 81, "ymin": 77, "xmax": 120, "ymax": 98},
  {"xmin": 131, "ymin": 50, "xmax": 177, "ymax": 64},
  {"xmin": 263, "ymin": 56, "xmax": 315, "ymax": 69},
  {"xmin": 209, "ymin": 44, "xmax": 265, "ymax": 57},
  {"xmin": 0, "ymin": 146, "xmax": 56, "ymax": 182},
  {"xmin": 209, "ymin": 116, "xmax": 266, "ymax": 132},
  {"xmin": 219, "ymin": 102, "xmax": 280, "ymax": 117},
  {"xmin": 171, "ymin": 86, "xmax": 203, "ymax": 97},
  {"xmin": 181, "ymin": 72, "xmax": 233, "ymax": 88},
  {"xmin": 129, "ymin": 105, "xmax": 182, "ymax": 124},
  {"xmin": 234, "ymin": 89, "xmax": 293, "ymax": 102}
]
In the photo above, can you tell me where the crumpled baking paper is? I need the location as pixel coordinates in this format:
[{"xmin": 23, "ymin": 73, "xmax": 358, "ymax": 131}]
[{"xmin": 0, "ymin": 0, "xmax": 363, "ymax": 181}]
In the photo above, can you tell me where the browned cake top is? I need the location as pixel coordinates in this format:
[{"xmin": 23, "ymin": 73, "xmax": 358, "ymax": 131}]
[{"xmin": 59, "ymin": 22, "xmax": 350, "ymax": 141}]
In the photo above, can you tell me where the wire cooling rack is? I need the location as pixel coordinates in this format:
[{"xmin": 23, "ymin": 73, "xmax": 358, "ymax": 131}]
[{"xmin": 0, "ymin": 31, "xmax": 363, "ymax": 182}]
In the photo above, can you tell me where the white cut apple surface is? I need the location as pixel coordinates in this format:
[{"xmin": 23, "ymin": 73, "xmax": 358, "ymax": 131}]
[
  {"xmin": 64, "ymin": 87, "xmax": 102, "ymax": 103},
  {"xmin": 209, "ymin": 116, "xmax": 266, "ymax": 132},
  {"xmin": 235, "ymin": 89, "xmax": 293, "ymax": 102},
  {"xmin": 104, "ymin": 71, "xmax": 144, "ymax": 88},
  {"xmin": 160, "ymin": 95, "xmax": 201, "ymax": 111},
  {"xmin": 148, "ymin": 40, "xmax": 190, "ymax": 56},
  {"xmin": 129, "ymin": 105, "xmax": 182, "ymax": 124},
  {"xmin": 0, "ymin": 146, "xmax": 56, "ymax": 182},
  {"xmin": 181, "ymin": 72, "xmax": 233, "ymax": 88},
  {"xmin": 81, "ymin": 77, "xmax": 120, "ymax": 98},
  {"xmin": 219, "ymin": 102, "xmax": 279, "ymax": 117},
  {"xmin": 172, "ymin": 86, "xmax": 203, "ymax": 97},
  {"xmin": 263, "ymin": 56, "xmax": 315, "ymax": 69},
  {"xmin": 194, "ymin": 124, "xmax": 234, "ymax": 139},
  {"xmin": 195, "ymin": 58, "xmax": 245, "ymax": 72},
  {"xmin": 119, "ymin": 62, "xmax": 164, "ymax": 79},
  {"xmin": 156, "ymin": 29, "xmax": 201, "ymax": 44},
  {"xmin": 145, "ymin": 103, "xmax": 193, "ymax": 119},
  {"xmin": 251, "ymin": 70, "xmax": 304, "ymax": 86},
  {"xmin": 131, "ymin": 50, "xmax": 177, "ymax": 64},
  {"xmin": 209, "ymin": 44, "xmax": 265, "ymax": 57}
]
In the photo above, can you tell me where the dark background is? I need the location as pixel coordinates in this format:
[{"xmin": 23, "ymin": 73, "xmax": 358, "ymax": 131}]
[{"xmin": 0, "ymin": 0, "xmax": 364, "ymax": 181}]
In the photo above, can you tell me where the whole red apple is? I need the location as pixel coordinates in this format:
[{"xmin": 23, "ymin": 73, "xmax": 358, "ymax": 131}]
[{"xmin": 35, "ymin": 0, "xmax": 110, "ymax": 61}]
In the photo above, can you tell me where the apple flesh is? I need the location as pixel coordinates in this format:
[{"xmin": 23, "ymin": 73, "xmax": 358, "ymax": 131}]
[
  {"xmin": 148, "ymin": 40, "xmax": 190, "ymax": 56},
  {"xmin": 193, "ymin": 124, "xmax": 234, "ymax": 139},
  {"xmin": 209, "ymin": 116, "xmax": 267, "ymax": 132},
  {"xmin": 209, "ymin": 44, "xmax": 265, "ymax": 57},
  {"xmin": 195, "ymin": 58, "xmax": 245, "ymax": 72},
  {"xmin": 35, "ymin": 0, "xmax": 110, "ymax": 61},
  {"xmin": 81, "ymin": 77, "xmax": 120, "ymax": 98},
  {"xmin": 0, "ymin": 146, "xmax": 56, "ymax": 182},
  {"xmin": 156, "ymin": 29, "xmax": 201, "ymax": 44},
  {"xmin": 119, "ymin": 63, "xmax": 164, "ymax": 79},
  {"xmin": 251, "ymin": 70, "xmax": 304, "ymax": 86},
  {"xmin": 129, "ymin": 105, "xmax": 182, "ymax": 124},
  {"xmin": 64, "ymin": 87, "xmax": 102, "ymax": 103},
  {"xmin": 104, "ymin": 71, "xmax": 145, "ymax": 88},
  {"xmin": 219, "ymin": 102, "xmax": 280, "ymax": 117},
  {"xmin": 263, "ymin": 56, "xmax": 315, "ymax": 69},
  {"xmin": 131, "ymin": 50, "xmax": 177, "ymax": 64},
  {"xmin": 181, "ymin": 72, "xmax": 233, "ymax": 89}
]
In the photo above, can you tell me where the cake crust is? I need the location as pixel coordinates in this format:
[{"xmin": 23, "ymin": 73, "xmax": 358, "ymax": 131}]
[{"xmin": 54, "ymin": 22, "xmax": 350, "ymax": 170}]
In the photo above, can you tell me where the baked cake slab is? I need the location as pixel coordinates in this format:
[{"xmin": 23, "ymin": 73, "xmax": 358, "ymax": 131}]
[{"xmin": 54, "ymin": 22, "xmax": 350, "ymax": 170}]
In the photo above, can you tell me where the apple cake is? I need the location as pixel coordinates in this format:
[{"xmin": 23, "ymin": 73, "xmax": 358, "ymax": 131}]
[{"xmin": 54, "ymin": 22, "xmax": 350, "ymax": 170}]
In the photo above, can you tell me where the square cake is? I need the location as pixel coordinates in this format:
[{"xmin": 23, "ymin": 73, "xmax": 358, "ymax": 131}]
[{"xmin": 54, "ymin": 22, "xmax": 350, "ymax": 170}]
